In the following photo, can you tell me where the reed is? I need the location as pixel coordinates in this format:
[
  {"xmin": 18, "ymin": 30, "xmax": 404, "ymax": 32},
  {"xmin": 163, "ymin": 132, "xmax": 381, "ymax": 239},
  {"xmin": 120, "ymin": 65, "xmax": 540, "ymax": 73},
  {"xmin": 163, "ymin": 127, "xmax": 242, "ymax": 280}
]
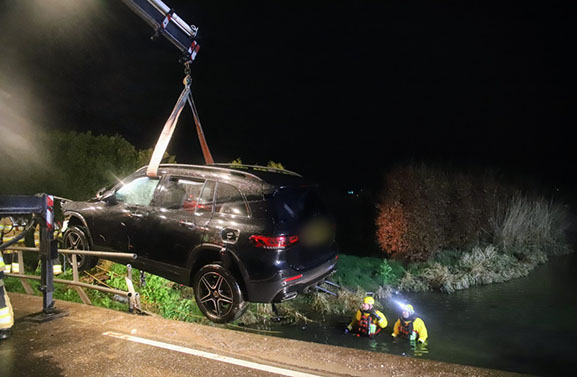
[{"xmin": 491, "ymin": 195, "xmax": 571, "ymax": 258}]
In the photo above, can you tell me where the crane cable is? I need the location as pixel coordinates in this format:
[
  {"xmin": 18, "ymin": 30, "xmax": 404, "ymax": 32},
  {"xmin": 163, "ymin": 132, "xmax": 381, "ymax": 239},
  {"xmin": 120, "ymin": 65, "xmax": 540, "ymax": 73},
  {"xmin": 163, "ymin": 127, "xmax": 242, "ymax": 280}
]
[{"xmin": 183, "ymin": 61, "xmax": 213, "ymax": 164}]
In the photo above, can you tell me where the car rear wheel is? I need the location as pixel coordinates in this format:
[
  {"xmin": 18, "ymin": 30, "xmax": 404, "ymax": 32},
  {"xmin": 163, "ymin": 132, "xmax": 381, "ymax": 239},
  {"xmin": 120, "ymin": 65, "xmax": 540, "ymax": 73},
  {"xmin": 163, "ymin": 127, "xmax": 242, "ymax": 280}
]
[
  {"xmin": 193, "ymin": 264, "xmax": 247, "ymax": 323},
  {"xmin": 63, "ymin": 226, "xmax": 98, "ymax": 271}
]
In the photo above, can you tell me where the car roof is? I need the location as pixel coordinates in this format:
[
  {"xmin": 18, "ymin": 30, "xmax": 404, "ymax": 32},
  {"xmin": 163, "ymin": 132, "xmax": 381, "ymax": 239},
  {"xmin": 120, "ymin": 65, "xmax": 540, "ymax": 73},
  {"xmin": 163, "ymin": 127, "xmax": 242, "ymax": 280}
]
[{"xmin": 139, "ymin": 164, "xmax": 307, "ymax": 188}]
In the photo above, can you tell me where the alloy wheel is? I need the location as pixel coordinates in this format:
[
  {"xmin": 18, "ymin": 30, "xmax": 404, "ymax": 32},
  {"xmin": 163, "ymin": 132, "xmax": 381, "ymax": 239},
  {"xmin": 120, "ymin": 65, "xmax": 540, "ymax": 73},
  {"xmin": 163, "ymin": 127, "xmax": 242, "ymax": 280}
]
[{"xmin": 197, "ymin": 271, "xmax": 234, "ymax": 318}]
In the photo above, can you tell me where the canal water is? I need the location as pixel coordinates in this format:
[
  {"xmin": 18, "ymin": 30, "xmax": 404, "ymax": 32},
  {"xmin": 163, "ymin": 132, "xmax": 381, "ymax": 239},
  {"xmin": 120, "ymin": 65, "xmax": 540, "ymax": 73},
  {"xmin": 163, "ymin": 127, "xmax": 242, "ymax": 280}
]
[{"xmin": 242, "ymin": 254, "xmax": 577, "ymax": 376}]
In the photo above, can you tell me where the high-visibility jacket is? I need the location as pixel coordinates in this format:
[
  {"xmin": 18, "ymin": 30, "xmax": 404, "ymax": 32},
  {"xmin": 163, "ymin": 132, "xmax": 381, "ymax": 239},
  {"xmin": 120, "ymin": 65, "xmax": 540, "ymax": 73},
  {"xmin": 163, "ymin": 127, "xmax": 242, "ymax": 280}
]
[
  {"xmin": 0, "ymin": 249, "xmax": 13, "ymax": 273},
  {"xmin": 33, "ymin": 226, "xmax": 63, "ymax": 275},
  {"xmin": 0, "ymin": 252, "xmax": 15, "ymax": 330},
  {"xmin": 1, "ymin": 222, "xmax": 62, "ymax": 276},
  {"xmin": 0, "ymin": 253, "xmax": 5, "ymax": 273},
  {"xmin": 392, "ymin": 316, "xmax": 428, "ymax": 343},
  {"xmin": 1, "ymin": 219, "xmax": 24, "ymax": 274},
  {"xmin": 347, "ymin": 309, "xmax": 387, "ymax": 336}
]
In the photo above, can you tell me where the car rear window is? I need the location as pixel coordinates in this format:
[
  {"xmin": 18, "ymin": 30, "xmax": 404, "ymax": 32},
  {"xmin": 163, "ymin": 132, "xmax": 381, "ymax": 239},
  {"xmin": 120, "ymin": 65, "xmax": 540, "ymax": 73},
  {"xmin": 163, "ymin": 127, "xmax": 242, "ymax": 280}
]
[
  {"xmin": 215, "ymin": 182, "xmax": 248, "ymax": 217},
  {"xmin": 272, "ymin": 186, "xmax": 327, "ymax": 224}
]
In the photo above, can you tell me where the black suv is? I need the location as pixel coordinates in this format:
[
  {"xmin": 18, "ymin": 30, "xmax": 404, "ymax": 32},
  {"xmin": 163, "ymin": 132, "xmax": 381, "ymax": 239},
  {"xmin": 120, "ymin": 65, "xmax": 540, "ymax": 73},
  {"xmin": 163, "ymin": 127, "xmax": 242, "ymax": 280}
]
[{"xmin": 62, "ymin": 164, "xmax": 338, "ymax": 322}]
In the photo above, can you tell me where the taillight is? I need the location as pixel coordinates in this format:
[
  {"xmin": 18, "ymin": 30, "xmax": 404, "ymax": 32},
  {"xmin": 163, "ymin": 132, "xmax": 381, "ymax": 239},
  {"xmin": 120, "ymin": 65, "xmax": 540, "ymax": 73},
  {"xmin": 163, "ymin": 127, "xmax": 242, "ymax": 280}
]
[
  {"xmin": 284, "ymin": 274, "xmax": 303, "ymax": 282},
  {"xmin": 249, "ymin": 235, "xmax": 299, "ymax": 249}
]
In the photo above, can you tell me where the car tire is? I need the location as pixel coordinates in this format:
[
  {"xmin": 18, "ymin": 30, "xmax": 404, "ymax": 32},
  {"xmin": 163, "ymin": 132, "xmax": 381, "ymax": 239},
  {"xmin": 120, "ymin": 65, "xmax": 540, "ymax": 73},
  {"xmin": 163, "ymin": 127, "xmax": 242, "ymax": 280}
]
[
  {"xmin": 62, "ymin": 226, "xmax": 98, "ymax": 271},
  {"xmin": 193, "ymin": 263, "xmax": 247, "ymax": 323}
]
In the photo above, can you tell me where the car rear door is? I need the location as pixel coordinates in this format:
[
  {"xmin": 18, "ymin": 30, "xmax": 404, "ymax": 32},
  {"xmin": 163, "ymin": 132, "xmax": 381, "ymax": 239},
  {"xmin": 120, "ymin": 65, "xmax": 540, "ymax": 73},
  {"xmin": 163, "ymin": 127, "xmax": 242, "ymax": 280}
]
[
  {"xmin": 145, "ymin": 176, "xmax": 213, "ymax": 268},
  {"xmin": 203, "ymin": 181, "xmax": 253, "ymax": 248}
]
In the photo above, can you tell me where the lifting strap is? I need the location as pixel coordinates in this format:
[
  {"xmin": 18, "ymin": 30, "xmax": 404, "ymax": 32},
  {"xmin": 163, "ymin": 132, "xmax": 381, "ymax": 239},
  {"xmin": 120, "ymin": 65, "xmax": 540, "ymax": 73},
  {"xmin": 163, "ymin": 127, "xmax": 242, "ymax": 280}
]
[
  {"xmin": 146, "ymin": 77, "xmax": 191, "ymax": 177},
  {"xmin": 146, "ymin": 75, "xmax": 214, "ymax": 178},
  {"xmin": 187, "ymin": 93, "xmax": 214, "ymax": 165}
]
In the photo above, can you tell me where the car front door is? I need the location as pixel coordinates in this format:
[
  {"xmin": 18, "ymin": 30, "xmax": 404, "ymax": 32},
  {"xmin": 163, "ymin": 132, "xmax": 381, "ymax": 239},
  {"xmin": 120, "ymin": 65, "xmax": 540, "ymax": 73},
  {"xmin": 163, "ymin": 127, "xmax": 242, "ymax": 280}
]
[{"xmin": 90, "ymin": 175, "xmax": 160, "ymax": 254}]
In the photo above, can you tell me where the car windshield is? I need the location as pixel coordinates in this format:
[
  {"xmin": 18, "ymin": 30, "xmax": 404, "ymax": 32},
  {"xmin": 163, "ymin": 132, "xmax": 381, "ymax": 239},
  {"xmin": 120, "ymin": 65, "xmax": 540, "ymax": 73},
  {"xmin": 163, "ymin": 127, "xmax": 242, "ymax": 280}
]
[
  {"xmin": 272, "ymin": 186, "xmax": 327, "ymax": 224},
  {"xmin": 116, "ymin": 176, "xmax": 159, "ymax": 206}
]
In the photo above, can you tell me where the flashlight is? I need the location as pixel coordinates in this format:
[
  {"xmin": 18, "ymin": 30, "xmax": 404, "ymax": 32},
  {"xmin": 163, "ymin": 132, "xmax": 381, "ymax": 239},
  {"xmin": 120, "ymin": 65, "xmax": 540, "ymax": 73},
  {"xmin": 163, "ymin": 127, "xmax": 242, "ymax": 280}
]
[{"xmin": 393, "ymin": 299, "xmax": 409, "ymax": 311}]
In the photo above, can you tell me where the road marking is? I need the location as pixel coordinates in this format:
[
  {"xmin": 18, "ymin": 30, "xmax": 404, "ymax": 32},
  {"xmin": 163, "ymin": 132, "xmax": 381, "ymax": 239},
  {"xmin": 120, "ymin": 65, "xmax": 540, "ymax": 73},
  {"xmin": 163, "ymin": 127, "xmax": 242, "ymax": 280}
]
[{"xmin": 103, "ymin": 331, "xmax": 322, "ymax": 377}]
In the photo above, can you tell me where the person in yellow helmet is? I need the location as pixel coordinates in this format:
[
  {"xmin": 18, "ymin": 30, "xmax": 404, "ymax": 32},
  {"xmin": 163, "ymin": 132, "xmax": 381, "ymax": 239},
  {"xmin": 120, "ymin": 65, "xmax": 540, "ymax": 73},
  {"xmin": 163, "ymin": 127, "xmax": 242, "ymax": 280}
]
[
  {"xmin": 392, "ymin": 304, "xmax": 428, "ymax": 343},
  {"xmin": 346, "ymin": 296, "xmax": 387, "ymax": 337}
]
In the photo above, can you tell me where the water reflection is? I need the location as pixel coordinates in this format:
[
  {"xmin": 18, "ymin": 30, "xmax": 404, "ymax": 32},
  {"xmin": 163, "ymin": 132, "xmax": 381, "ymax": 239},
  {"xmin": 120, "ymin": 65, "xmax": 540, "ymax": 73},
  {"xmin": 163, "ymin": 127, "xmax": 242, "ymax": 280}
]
[
  {"xmin": 409, "ymin": 340, "xmax": 429, "ymax": 357},
  {"xmin": 238, "ymin": 254, "xmax": 577, "ymax": 377},
  {"xmin": 357, "ymin": 335, "xmax": 430, "ymax": 357}
]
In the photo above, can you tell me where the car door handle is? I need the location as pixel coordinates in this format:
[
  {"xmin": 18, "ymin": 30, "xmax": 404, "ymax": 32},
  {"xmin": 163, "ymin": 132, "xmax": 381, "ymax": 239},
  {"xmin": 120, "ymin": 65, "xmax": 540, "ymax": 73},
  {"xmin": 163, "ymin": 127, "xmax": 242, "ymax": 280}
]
[
  {"xmin": 126, "ymin": 206, "xmax": 146, "ymax": 219},
  {"xmin": 179, "ymin": 220, "xmax": 195, "ymax": 229}
]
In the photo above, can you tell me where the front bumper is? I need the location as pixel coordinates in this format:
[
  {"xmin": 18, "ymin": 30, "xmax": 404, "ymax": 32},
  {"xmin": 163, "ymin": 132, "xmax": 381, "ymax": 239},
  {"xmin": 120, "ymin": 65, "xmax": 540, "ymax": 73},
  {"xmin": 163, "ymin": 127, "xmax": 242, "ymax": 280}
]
[{"xmin": 244, "ymin": 255, "xmax": 338, "ymax": 303}]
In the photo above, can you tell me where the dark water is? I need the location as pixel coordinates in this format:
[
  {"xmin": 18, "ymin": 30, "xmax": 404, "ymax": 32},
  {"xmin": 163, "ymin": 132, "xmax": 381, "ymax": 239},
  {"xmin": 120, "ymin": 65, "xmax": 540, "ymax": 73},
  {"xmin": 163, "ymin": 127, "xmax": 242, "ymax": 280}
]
[{"xmin": 241, "ymin": 254, "xmax": 577, "ymax": 376}]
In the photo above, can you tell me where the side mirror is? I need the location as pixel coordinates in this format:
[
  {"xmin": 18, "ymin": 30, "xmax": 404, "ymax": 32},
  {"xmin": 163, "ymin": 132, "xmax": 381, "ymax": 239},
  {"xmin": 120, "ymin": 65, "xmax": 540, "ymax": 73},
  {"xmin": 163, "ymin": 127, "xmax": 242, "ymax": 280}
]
[
  {"xmin": 102, "ymin": 192, "xmax": 117, "ymax": 204},
  {"xmin": 95, "ymin": 187, "xmax": 108, "ymax": 200},
  {"xmin": 103, "ymin": 192, "xmax": 125, "ymax": 205}
]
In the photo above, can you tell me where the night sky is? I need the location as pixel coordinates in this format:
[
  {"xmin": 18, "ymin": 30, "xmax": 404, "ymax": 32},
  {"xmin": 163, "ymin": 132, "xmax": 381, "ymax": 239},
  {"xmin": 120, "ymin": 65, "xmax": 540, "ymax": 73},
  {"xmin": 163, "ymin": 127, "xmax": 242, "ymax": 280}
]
[{"xmin": 0, "ymin": 0, "xmax": 574, "ymax": 192}]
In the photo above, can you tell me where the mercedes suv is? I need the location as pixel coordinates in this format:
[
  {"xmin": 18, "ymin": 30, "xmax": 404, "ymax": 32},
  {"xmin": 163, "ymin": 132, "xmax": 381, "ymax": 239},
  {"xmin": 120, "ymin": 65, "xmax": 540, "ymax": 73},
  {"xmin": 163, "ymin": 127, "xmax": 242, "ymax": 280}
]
[{"xmin": 61, "ymin": 164, "xmax": 338, "ymax": 322}]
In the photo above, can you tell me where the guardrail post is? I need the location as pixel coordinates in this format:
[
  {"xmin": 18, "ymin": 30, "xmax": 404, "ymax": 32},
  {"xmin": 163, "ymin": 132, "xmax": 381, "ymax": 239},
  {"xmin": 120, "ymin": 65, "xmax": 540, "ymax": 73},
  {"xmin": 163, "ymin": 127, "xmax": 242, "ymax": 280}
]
[
  {"xmin": 39, "ymin": 194, "xmax": 55, "ymax": 314},
  {"xmin": 125, "ymin": 264, "xmax": 141, "ymax": 313},
  {"xmin": 71, "ymin": 253, "xmax": 92, "ymax": 305},
  {"xmin": 127, "ymin": 264, "xmax": 134, "ymax": 313}
]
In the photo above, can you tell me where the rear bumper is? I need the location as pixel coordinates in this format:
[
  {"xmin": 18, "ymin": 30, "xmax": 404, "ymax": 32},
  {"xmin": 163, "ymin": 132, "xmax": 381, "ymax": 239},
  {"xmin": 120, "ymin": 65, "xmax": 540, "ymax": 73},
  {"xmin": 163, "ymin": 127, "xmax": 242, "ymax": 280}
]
[{"xmin": 244, "ymin": 254, "xmax": 338, "ymax": 303}]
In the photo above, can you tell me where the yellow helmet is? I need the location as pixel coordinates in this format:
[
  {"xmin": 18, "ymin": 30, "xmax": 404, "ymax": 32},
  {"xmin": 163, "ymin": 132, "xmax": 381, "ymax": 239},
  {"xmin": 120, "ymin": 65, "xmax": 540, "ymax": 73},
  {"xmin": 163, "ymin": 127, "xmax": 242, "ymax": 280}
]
[
  {"xmin": 363, "ymin": 296, "xmax": 375, "ymax": 305},
  {"xmin": 404, "ymin": 304, "xmax": 415, "ymax": 314}
]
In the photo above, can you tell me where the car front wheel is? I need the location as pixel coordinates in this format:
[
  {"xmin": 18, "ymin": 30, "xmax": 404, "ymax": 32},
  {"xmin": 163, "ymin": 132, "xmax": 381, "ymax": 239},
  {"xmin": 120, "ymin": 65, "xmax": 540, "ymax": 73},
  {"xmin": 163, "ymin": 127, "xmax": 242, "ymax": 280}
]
[
  {"xmin": 193, "ymin": 264, "xmax": 247, "ymax": 323},
  {"xmin": 62, "ymin": 226, "xmax": 98, "ymax": 271}
]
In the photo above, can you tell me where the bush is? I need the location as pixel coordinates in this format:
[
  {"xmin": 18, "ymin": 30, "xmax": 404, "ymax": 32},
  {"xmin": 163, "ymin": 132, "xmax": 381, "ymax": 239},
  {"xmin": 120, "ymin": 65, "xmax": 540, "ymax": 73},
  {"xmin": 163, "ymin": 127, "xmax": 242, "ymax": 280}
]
[
  {"xmin": 0, "ymin": 130, "xmax": 176, "ymax": 200},
  {"xmin": 375, "ymin": 163, "xmax": 512, "ymax": 261},
  {"xmin": 375, "ymin": 202, "xmax": 408, "ymax": 255}
]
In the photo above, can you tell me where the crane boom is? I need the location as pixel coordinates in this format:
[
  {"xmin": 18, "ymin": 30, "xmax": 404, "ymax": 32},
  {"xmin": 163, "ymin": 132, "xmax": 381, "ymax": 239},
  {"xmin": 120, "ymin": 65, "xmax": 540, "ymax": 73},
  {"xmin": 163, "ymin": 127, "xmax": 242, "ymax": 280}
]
[
  {"xmin": 120, "ymin": 0, "xmax": 214, "ymax": 171},
  {"xmin": 120, "ymin": 0, "xmax": 200, "ymax": 62}
]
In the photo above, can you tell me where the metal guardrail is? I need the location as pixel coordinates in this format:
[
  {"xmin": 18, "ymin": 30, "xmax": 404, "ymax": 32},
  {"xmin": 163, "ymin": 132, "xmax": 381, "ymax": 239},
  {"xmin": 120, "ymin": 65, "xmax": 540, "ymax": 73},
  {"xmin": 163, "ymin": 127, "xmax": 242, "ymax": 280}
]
[
  {"xmin": 2, "ymin": 194, "xmax": 143, "ymax": 318},
  {"xmin": 6, "ymin": 246, "xmax": 142, "ymax": 313}
]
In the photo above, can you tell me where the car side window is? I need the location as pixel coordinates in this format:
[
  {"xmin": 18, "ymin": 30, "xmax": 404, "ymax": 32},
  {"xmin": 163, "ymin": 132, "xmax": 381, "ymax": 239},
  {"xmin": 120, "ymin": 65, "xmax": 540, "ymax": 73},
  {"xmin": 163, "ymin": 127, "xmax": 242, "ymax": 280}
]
[
  {"xmin": 196, "ymin": 181, "xmax": 216, "ymax": 213},
  {"xmin": 115, "ymin": 176, "xmax": 159, "ymax": 206},
  {"xmin": 155, "ymin": 177, "xmax": 205, "ymax": 211},
  {"xmin": 214, "ymin": 182, "xmax": 248, "ymax": 217}
]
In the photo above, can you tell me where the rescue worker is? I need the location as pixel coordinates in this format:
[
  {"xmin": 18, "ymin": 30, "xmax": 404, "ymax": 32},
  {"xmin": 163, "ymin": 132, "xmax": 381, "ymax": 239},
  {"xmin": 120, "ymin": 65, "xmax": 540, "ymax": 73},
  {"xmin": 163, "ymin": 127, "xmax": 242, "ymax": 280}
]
[
  {"xmin": 0, "ymin": 250, "xmax": 14, "ymax": 340},
  {"xmin": 346, "ymin": 296, "xmax": 387, "ymax": 337},
  {"xmin": 0, "ymin": 219, "xmax": 16, "ymax": 273},
  {"xmin": 0, "ymin": 219, "xmax": 62, "ymax": 275},
  {"xmin": 32, "ymin": 224, "xmax": 63, "ymax": 275},
  {"xmin": 392, "ymin": 304, "xmax": 428, "ymax": 343}
]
